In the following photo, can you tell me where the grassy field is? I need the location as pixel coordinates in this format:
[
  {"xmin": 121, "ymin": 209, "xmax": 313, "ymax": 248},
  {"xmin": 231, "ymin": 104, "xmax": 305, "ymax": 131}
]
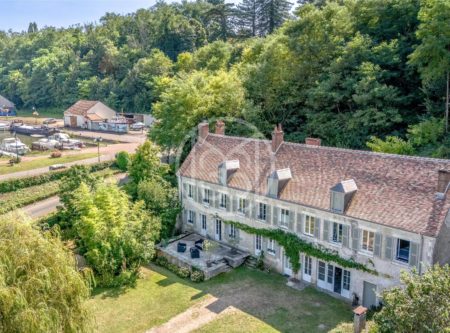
[
  {"xmin": 90, "ymin": 265, "xmax": 352, "ymax": 333},
  {"xmin": 0, "ymin": 152, "xmax": 97, "ymax": 175},
  {"xmin": 16, "ymin": 108, "xmax": 63, "ymax": 119}
]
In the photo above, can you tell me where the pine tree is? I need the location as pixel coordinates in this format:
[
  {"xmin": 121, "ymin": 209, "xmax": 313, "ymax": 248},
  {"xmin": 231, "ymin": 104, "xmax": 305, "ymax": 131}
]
[
  {"xmin": 258, "ymin": 0, "xmax": 292, "ymax": 35},
  {"xmin": 236, "ymin": 0, "xmax": 260, "ymax": 37}
]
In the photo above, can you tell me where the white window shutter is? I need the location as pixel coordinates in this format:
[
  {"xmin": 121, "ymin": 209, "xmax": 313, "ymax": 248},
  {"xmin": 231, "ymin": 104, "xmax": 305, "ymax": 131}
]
[{"xmin": 409, "ymin": 242, "xmax": 419, "ymax": 267}]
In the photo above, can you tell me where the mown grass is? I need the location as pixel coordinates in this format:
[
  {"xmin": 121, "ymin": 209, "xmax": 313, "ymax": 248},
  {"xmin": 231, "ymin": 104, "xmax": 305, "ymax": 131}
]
[
  {"xmin": 0, "ymin": 152, "xmax": 97, "ymax": 175},
  {"xmin": 90, "ymin": 265, "xmax": 352, "ymax": 333}
]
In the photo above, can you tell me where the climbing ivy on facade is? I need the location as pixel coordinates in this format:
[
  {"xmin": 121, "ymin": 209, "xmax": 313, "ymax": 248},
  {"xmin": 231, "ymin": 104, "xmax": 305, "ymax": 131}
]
[{"xmin": 221, "ymin": 218, "xmax": 377, "ymax": 275}]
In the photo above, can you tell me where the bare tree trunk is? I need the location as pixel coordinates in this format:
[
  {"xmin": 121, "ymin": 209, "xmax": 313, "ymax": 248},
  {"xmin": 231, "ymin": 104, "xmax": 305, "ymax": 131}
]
[{"xmin": 446, "ymin": 71, "xmax": 449, "ymax": 133}]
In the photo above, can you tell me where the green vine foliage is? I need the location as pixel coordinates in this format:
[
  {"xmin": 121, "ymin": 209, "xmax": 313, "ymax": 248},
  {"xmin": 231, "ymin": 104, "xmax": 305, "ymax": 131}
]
[{"xmin": 222, "ymin": 219, "xmax": 377, "ymax": 275}]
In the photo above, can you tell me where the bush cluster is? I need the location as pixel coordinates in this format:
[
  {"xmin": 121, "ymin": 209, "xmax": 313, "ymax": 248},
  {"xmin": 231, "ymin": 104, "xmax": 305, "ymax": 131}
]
[
  {"xmin": 0, "ymin": 161, "xmax": 114, "ymax": 194},
  {"xmin": 154, "ymin": 256, "xmax": 204, "ymax": 282}
]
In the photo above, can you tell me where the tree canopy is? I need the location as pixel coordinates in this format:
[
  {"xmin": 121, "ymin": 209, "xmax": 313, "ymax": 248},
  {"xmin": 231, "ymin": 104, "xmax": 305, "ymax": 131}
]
[{"xmin": 0, "ymin": 213, "xmax": 93, "ymax": 333}]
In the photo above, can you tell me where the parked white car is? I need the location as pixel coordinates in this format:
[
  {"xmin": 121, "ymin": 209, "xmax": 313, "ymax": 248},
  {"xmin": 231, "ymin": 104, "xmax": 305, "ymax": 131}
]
[{"xmin": 130, "ymin": 122, "xmax": 145, "ymax": 130}]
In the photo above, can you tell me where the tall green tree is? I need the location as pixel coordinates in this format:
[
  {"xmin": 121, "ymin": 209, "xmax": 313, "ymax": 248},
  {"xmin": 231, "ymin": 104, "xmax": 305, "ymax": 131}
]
[
  {"xmin": 71, "ymin": 182, "xmax": 160, "ymax": 287},
  {"xmin": 0, "ymin": 213, "xmax": 93, "ymax": 333},
  {"xmin": 236, "ymin": 0, "xmax": 260, "ymax": 37},
  {"xmin": 374, "ymin": 265, "xmax": 450, "ymax": 333},
  {"xmin": 409, "ymin": 0, "xmax": 450, "ymax": 132},
  {"xmin": 257, "ymin": 0, "xmax": 292, "ymax": 35}
]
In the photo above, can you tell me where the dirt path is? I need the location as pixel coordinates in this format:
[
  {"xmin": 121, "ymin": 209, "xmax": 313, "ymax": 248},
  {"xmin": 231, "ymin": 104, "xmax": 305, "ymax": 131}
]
[{"xmin": 145, "ymin": 297, "xmax": 234, "ymax": 333}]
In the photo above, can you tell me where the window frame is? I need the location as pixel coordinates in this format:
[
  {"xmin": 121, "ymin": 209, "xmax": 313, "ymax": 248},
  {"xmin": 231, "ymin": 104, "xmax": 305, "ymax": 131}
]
[
  {"xmin": 318, "ymin": 261, "xmax": 326, "ymax": 281},
  {"xmin": 395, "ymin": 238, "xmax": 410, "ymax": 264},
  {"xmin": 330, "ymin": 191, "xmax": 344, "ymax": 213},
  {"xmin": 267, "ymin": 239, "xmax": 276, "ymax": 255},
  {"xmin": 203, "ymin": 188, "xmax": 211, "ymax": 205},
  {"xmin": 343, "ymin": 270, "xmax": 351, "ymax": 291},
  {"xmin": 257, "ymin": 202, "xmax": 267, "ymax": 221},
  {"xmin": 332, "ymin": 222, "xmax": 343, "ymax": 244},
  {"xmin": 219, "ymin": 193, "xmax": 227, "ymax": 209},
  {"xmin": 187, "ymin": 184, "xmax": 194, "ymax": 199},
  {"xmin": 304, "ymin": 256, "xmax": 312, "ymax": 276},
  {"xmin": 229, "ymin": 224, "xmax": 237, "ymax": 239},
  {"xmin": 187, "ymin": 210, "xmax": 195, "ymax": 224},
  {"xmin": 361, "ymin": 229, "xmax": 375, "ymax": 254},
  {"xmin": 237, "ymin": 197, "xmax": 247, "ymax": 214},
  {"xmin": 201, "ymin": 214, "xmax": 207, "ymax": 230},
  {"xmin": 279, "ymin": 208, "xmax": 290, "ymax": 229},
  {"xmin": 304, "ymin": 214, "xmax": 316, "ymax": 236}
]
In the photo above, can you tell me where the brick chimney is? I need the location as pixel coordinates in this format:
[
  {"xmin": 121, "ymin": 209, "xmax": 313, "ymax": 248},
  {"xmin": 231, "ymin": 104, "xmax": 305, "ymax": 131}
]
[
  {"xmin": 215, "ymin": 120, "xmax": 225, "ymax": 135},
  {"xmin": 198, "ymin": 121, "xmax": 209, "ymax": 141},
  {"xmin": 271, "ymin": 124, "xmax": 284, "ymax": 152},
  {"xmin": 437, "ymin": 170, "xmax": 450, "ymax": 193},
  {"xmin": 305, "ymin": 137, "xmax": 321, "ymax": 146}
]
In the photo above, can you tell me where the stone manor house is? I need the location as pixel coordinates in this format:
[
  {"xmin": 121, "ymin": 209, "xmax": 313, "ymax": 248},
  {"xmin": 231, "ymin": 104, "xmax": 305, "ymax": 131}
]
[{"xmin": 177, "ymin": 121, "xmax": 450, "ymax": 308}]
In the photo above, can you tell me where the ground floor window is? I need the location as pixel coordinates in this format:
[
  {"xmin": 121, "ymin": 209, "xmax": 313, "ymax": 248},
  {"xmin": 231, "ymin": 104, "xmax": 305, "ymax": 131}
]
[
  {"xmin": 255, "ymin": 235, "xmax": 262, "ymax": 252},
  {"xmin": 201, "ymin": 214, "xmax": 207, "ymax": 230},
  {"xmin": 304, "ymin": 256, "xmax": 312, "ymax": 276},
  {"xmin": 343, "ymin": 270, "xmax": 351, "ymax": 291},
  {"xmin": 267, "ymin": 239, "xmax": 275, "ymax": 255},
  {"xmin": 318, "ymin": 261, "xmax": 326, "ymax": 281},
  {"xmin": 229, "ymin": 224, "xmax": 237, "ymax": 239}
]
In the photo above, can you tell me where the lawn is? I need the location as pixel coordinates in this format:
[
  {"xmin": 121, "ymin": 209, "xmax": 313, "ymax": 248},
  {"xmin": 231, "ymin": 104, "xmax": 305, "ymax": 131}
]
[
  {"xmin": 90, "ymin": 265, "xmax": 352, "ymax": 333},
  {"xmin": 0, "ymin": 152, "xmax": 97, "ymax": 175}
]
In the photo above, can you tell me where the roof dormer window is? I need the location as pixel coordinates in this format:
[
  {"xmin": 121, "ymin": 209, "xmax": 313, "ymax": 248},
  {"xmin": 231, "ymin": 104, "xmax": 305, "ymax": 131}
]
[
  {"xmin": 267, "ymin": 168, "xmax": 292, "ymax": 198},
  {"xmin": 330, "ymin": 179, "xmax": 357, "ymax": 214},
  {"xmin": 218, "ymin": 160, "xmax": 239, "ymax": 186}
]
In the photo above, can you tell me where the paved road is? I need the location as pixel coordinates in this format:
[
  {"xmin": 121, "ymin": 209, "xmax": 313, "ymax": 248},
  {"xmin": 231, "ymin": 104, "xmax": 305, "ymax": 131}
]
[
  {"xmin": 0, "ymin": 143, "xmax": 138, "ymax": 181},
  {"xmin": 22, "ymin": 196, "xmax": 61, "ymax": 219},
  {"xmin": 64, "ymin": 128, "xmax": 147, "ymax": 144},
  {"xmin": 20, "ymin": 173, "xmax": 127, "ymax": 219}
]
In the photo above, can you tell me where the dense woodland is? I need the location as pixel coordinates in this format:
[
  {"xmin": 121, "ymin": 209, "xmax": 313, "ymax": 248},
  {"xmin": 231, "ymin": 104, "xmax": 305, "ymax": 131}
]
[{"xmin": 0, "ymin": 0, "xmax": 449, "ymax": 156}]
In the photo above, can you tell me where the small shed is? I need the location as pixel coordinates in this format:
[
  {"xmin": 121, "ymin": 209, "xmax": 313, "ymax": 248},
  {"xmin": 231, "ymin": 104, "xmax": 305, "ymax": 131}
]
[{"xmin": 0, "ymin": 95, "xmax": 16, "ymax": 116}]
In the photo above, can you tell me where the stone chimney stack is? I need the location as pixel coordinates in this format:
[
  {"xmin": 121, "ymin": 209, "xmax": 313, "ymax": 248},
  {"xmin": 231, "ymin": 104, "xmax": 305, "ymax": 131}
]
[
  {"xmin": 198, "ymin": 121, "xmax": 209, "ymax": 141},
  {"xmin": 305, "ymin": 137, "xmax": 321, "ymax": 146},
  {"xmin": 437, "ymin": 170, "xmax": 450, "ymax": 193},
  {"xmin": 215, "ymin": 120, "xmax": 225, "ymax": 135},
  {"xmin": 271, "ymin": 124, "xmax": 284, "ymax": 152}
]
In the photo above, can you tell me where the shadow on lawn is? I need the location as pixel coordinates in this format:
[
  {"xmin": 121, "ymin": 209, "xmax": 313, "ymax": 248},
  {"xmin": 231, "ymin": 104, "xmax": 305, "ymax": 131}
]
[{"xmin": 149, "ymin": 263, "xmax": 354, "ymax": 333}]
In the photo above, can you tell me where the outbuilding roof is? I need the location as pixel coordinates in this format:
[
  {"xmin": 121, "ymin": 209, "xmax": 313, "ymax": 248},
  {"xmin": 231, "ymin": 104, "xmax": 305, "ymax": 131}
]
[
  {"xmin": 179, "ymin": 133, "xmax": 450, "ymax": 237},
  {"xmin": 64, "ymin": 100, "xmax": 99, "ymax": 116},
  {"xmin": 0, "ymin": 94, "xmax": 15, "ymax": 108}
]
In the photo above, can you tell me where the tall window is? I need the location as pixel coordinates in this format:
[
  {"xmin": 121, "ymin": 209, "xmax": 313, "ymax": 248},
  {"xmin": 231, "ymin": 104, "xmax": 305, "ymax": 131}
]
[
  {"xmin": 258, "ymin": 203, "xmax": 267, "ymax": 221},
  {"xmin": 304, "ymin": 215, "xmax": 316, "ymax": 236},
  {"xmin": 267, "ymin": 239, "xmax": 275, "ymax": 255},
  {"xmin": 361, "ymin": 230, "xmax": 375, "ymax": 253},
  {"xmin": 220, "ymin": 193, "xmax": 227, "ymax": 209},
  {"xmin": 396, "ymin": 239, "xmax": 410, "ymax": 263},
  {"xmin": 332, "ymin": 222, "xmax": 343, "ymax": 243},
  {"xmin": 187, "ymin": 184, "xmax": 194, "ymax": 199},
  {"xmin": 255, "ymin": 235, "xmax": 262, "ymax": 252},
  {"xmin": 187, "ymin": 210, "xmax": 195, "ymax": 224},
  {"xmin": 238, "ymin": 197, "xmax": 247, "ymax": 214},
  {"xmin": 201, "ymin": 214, "xmax": 207, "ymax": 230},
  {"xmin": 318, "ymin": 261, "xmax": 326, "ymax": 281},
  {"xmin": 280, "ymin": 209, "xmax": 290, "ymax": 228},
  {"xmin": 343, "ymin": 270, "xmax": 351, "ymax": 291},
  {"xmin": 327, "ymin": 264, "xmax": 334, "ymax": 284},
  {"xmin": 304, "ymin": 256, "xmax": 312, "ymax": 275},
  {"xmin": 203, "ymin": 188, "xmax": 211, "ymax": 204},
  {"xmin": 229, "ymin": 224, "xmax": 237, "ymax": 239}
]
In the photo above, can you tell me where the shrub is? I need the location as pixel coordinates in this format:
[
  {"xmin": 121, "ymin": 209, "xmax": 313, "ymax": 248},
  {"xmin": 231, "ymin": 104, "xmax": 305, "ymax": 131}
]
[
  {"xmin": 51, "ymin": 150, "xmax": 62, "ymax": 158},
  {"xmin": 177, "ymin": 267, "xmax": 191, "ymax": 278},
  {"xmin": 115, "ymin": 151, "xmax": 130, "ymax": 171},
  {"xmin": 190, "ymin": 270, "xmax": 205, "ymax": 283}
]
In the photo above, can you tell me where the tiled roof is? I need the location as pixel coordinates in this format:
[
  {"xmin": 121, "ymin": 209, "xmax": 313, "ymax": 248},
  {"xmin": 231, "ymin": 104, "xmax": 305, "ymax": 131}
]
[
  {"xmin": 179, "ymin": 134, "xmax": 450, "ymax": 237},
  {"xmin": 0, "ymin": 94, "xmax": 14, "ymax": 108},
  {"xmin": 85, "ymin": 113, "xmax": 103, "ymax": 121},
  {"xmin": 64, "ymin": 100, "xmax": 98, "ymax": 116}
]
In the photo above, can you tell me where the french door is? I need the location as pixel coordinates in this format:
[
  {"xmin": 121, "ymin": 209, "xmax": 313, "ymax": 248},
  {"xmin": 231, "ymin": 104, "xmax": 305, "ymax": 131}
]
[{"xmin": 215, "ymin": 219, "xmax": 222, "ymax": 241}]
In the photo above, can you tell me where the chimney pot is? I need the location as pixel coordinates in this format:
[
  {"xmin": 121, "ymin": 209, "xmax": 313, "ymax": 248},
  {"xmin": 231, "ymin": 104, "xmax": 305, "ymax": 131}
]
[
  {"xmin": 305, "ymin": 137, "xmax": 321, "ymax": 146},
  {"xmin": 271, "ymin": 124, "xmax": 284, "ymax": 152},
  {"xmin": 437, "ymin": 170, "xmax": 450, "ymax": 193},
  {"xmin": 215, "ymin": 120, "xmax": 225, "ymax": 135},
  {"xmin": 198, "ymin": 122, "xmax": 209, "ymax": 141}
]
